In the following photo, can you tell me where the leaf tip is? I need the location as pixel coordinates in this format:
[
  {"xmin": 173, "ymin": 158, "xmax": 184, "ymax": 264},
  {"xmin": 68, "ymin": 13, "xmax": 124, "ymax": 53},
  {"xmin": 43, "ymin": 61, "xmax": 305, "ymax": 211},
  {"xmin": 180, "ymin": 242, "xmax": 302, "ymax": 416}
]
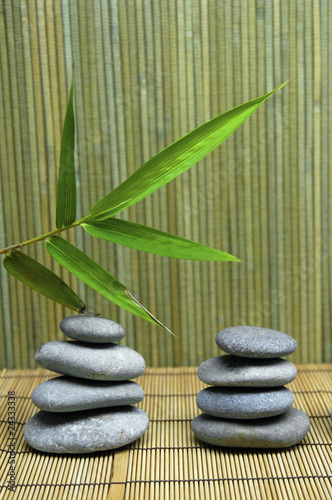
[{"xmin": 124, "ymin": 289, "xmax": 177, "ymax": 337}]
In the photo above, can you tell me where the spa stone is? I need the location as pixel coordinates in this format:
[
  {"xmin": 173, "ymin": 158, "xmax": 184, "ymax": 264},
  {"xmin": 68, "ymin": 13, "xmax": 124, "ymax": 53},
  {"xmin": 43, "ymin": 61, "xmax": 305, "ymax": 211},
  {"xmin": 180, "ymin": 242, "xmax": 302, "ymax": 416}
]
[
  {"xmin": 216, "ymin": 326, "xmax": 297, "ymax": 358},
  {"xmin": 197, "ymin": 355, "xmax": 297, "ymax": 387},
  {"xmin": 32, "ymin": 376, "xmax": 144, "ymax": 412},
  {"xmin": 24, "ymin": 406, "xmax": 149, "ymax": 453},
  {"xmin": 196, "ymin": 386, "xmax": 294, "ymax": 419},
  {"xmin": 35, "ymin": 341, "xmax": 145, "ymax": 381},
  {"xmin": 60, "ymin": 316, "xmax": 125, "ymax": 343},
  {"xmin": 191, "ymin": 407, "xmax": 310, "ymax": 448}
]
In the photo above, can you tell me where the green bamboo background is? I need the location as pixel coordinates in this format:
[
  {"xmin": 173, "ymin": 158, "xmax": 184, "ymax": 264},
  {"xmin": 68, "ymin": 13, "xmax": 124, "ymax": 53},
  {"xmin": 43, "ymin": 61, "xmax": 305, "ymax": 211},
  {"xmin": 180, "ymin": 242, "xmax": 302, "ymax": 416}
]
[{"xmin": 0, "ymin": 0, "xmax": 331, "ymax": 368}]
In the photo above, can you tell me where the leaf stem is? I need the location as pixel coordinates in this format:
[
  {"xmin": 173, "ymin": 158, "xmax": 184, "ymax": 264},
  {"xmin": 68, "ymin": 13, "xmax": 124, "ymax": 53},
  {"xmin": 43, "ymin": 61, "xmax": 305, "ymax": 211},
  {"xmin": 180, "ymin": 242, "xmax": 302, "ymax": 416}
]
[{"xmin": 0, "ymin": 217, "xmax": 88, "ymax": 255}]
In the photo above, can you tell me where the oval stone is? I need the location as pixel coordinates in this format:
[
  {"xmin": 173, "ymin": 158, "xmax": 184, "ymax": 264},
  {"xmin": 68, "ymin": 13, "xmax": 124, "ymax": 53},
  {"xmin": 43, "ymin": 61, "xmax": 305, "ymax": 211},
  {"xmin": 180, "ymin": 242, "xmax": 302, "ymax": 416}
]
[
  {"xmin": 32, "ymin": 376, "xmax": 144, "ymax": 412},
  {"xmin": 216, "ymin": 326, "xmax": 297, "ymax": 358},
  {"xmin": 196, "ymin": 386, "xmax": 294, "ymax": 419},
  {"xmin": 60, "ymin": 316, "xmax": 125, "ymax": 343},
  {"xmin": 35, "ymin": 341, "xmax": 145, "ymax": 381},
  {"xmin": 24, "ymin": 406, "xmax": 149, "ymax": 453},
  {"xmin": 191, "ymin": 407, "xmax": 310, "ymax": 448},
  {"xmin": 197, "ymin": 355, "xmax": 297, "ymax": 387}
]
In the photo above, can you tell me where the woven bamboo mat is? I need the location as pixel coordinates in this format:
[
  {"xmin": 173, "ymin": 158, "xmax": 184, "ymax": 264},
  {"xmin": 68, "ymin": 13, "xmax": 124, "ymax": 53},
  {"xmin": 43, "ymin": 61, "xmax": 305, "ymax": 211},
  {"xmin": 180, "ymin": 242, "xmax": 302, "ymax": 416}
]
[{"xmin": 0, "ymin": 365, "xmax": 331, "ymax": 499}]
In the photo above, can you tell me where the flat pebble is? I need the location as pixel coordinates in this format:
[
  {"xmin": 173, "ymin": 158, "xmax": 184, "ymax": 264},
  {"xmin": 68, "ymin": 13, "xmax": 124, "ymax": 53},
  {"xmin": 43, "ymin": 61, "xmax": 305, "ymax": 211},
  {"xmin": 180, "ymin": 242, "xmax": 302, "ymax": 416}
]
[
  {"xmin": 60, "ymin": 316, "xmax": 125, "ymax": 343},
  {"xmin": 196, "ymin": 386, "xmax": 294, "ymax": 419},
  {"xmin": 216, "ymin": 326, "xmax": 297, "ymax": 358},
  {"xmin": 35, "ymin": 341, "xmax": 145, "ymax": 381},
  {"xmin": 197, "ymin": 355, "xmax": 297, "ymax": 387},
  {"xmin": 24, "ymin": 406, "xmax": 149, "ymax": 453},
  {"xmin": 32, "ymin": 376, "xmax": 144, "ymax": 412},
  {"xmin": 191, "ymin": 407, "xmax": 310, "ymax": 448}
]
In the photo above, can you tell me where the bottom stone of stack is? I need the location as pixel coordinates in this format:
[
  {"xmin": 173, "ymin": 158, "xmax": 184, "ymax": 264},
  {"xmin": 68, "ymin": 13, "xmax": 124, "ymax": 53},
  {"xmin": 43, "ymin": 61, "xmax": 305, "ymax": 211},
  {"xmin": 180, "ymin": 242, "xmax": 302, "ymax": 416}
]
[
  {"xmin": 191, "ymin": 407, "xmax": 310, "ymax": 449},
  {"xmin": 24, "ymin": 406, "xmax": 149, "ymax": 453}
]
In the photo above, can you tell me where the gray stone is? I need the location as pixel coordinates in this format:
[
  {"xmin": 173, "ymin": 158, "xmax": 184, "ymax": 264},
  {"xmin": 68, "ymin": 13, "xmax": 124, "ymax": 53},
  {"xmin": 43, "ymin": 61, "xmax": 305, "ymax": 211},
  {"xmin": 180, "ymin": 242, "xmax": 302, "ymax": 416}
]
[
  {"xmin": 196, "ymin": 386, "xmax": 294, "ymax": 419},
  {"xmin": 216, "ymin": 326, "xmax": 297, "ymax": 358},
  {"xmin": 35, "ymin": 341, "xmax": 145, "ymax": 381},
  {"xmin": 60, "ymin": 316, "xmax": 125, "ymax": 343},
  {"xmin": 197, "ymin": 355, "xmax": 297, "ymax": 387},
  {"xmin": 24, "ymin": 406, "xmax": 149, "ymax": 453},
  {"xmin": 32, "ymin": 376, "xmax": 144, "ymax": 412},
  {"xmin": 191, "ymin": 407, "xmax": 310, "ymax": 448}
]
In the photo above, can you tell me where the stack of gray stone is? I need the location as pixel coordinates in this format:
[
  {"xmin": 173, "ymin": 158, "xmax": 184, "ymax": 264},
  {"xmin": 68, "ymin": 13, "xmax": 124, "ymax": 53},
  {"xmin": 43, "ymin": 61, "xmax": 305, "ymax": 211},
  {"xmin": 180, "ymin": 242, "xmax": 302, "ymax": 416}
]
[
  {"xmin": 24, "ymin": 316, "xmax": 149, "ymax": 454},
  {"xmin": 192, "ymin": 326, "xmax": 310, "ymax": 448}
]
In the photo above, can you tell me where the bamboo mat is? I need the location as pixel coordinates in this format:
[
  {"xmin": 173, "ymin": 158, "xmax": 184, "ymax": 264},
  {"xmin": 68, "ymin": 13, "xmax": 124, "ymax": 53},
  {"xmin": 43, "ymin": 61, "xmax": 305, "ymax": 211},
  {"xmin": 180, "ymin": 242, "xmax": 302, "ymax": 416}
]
[{"xmin": 0, "ymin": 365, "xmax": 331, "ymax": 500}]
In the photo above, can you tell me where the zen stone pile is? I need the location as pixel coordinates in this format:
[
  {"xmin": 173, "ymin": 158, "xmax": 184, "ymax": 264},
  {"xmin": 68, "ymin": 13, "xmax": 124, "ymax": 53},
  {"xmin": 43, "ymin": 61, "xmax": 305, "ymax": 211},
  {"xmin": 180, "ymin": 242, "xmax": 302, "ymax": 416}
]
[
  {"xmin": 192, "ymin": 326, "xmax": 311, "ymax": 448},
  {"xmin": 24, "ymin": 316, "xmax": 149, "ymax": 454}
]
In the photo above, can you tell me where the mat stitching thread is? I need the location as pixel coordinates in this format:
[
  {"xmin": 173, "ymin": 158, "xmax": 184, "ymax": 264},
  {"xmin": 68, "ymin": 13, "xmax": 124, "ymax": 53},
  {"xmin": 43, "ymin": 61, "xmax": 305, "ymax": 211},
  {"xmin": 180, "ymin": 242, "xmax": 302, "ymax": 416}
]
[
  {"xmin": 0, "ymin": 441, "xmax": 331, "ymax": 456},
  {"xmin": 1, "ymin": 474, "xmax": 332, "ymax": 489}
]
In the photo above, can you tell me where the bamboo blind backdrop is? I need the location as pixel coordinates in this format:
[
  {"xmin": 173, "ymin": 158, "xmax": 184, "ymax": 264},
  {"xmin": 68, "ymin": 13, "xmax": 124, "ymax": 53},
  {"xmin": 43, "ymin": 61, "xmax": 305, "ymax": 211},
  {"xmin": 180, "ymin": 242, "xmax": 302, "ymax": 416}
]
[{"xmin": 0, "ymin": 0, "xmax": 332, "ymax": 368}]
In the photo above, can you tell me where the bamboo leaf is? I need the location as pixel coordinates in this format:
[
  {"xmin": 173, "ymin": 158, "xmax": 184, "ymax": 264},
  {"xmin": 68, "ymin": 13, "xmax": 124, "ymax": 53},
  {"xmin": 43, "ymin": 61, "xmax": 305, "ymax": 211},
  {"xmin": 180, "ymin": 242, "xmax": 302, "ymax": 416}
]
[
  {"xmin": 89, "ymin": 82, "xmax": 287, "ymax": 220},
  {"xmin": 56, "ymin": 76, "xmax": 77, "ymax": 228},
  {"xmin": 45, "ymin": 235, "xmax": 164, "ymax": 326},
  {"xmin": 3, "ymin": 250, "xmax": 85, "ymax": 312},
  {"xmin": 83, "ymin": 218, "xmax": 241, "ymax": 261}
]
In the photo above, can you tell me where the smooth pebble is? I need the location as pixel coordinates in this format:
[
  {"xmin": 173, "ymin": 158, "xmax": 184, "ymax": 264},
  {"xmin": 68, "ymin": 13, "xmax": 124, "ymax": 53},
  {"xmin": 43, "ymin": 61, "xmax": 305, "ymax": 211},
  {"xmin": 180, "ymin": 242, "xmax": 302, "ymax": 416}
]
[
  {"xmin": 35, "ymin": 341, "xmax": 145, "ymax": 381},
  {"xmin": 60, "ymin": 316, "xmax": 125, "ymax": 343},
  {"xmin": 216, "ymin": 326, "xmax": 297, "ymax": 358},
  {"xmin": 191, "ymin": 407, "xmax": 310, "ymax": 448},
  {"xmin": 32, "ymin": 376, "xmax": 144, "ymax": 412},
  {"xmin": 197, "ymin": 355, "xmax": 297, "ymax": 387},
  {"xmin": 196, "ymin": 386, "xmax": 294, "ymax": 419},
  {"xmin": 24, "ymin": 406, "xmax": 149, "ymax": 453}
]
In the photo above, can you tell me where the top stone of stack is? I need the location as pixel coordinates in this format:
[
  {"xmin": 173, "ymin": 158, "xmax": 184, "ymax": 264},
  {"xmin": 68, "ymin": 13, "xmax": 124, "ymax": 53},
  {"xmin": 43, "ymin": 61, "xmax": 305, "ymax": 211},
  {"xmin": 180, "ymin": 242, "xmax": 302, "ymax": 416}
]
[
  {"xmin": 60, "ymin": 316, "xmax": 125, "ymax": 343},
  {"xmin": 216, "ymin": 326, "xmax": 297, "ymax": 358}
]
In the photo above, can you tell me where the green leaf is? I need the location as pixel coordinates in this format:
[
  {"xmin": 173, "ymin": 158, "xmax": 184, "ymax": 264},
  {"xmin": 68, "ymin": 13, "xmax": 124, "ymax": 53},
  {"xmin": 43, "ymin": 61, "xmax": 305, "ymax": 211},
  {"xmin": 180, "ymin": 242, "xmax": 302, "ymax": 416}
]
[
  {"xmin": 89, "ymin": 82, "xmax": 287, "ymax": 220},
  {"xmin": 3, "ymin": 250, "xmax": 85, "ymax": 312},
  {"xmin": 45, "ymin": 235, "xmax": 164, "ymax": 326},
  {"xmin": 83, "ymin": 218, "xmax": 241, "ymax": 261},
  {"xmin": 56, "ymin": 76, "xmax": 77, "ymax": 228}
]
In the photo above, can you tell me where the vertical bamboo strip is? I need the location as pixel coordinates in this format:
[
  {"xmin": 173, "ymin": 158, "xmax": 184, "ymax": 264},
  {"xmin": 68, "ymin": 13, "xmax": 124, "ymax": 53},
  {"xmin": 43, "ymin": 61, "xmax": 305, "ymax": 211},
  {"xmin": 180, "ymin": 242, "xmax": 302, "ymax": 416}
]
[
  {"xmin": 71, "ymin": 0, "xmax": 95, "ymax": 312},
  {"xmin": 328, "ymin": 0, "xmax": 332, "ymax": 364},
  {"xmin": 273, "ymin": 0, "xmax": 286, "ymax": 333},
  {"xmin": 0, "ymin": 2, "xmax": 29, "ymax": 367},
  {"xmin": 288, "ymin": 0, "xmax": 300, "ymax": 363},
  {"xmin": 304, "ymin": 0, "xmax": 315, "ymax": 364},
  {"xmin": 22, "ymin": 1, "xmax": 50, "ymax": 355},
  {"xmin": 231, "ymin": 0, "xmax": 245, "ymax": 327},
  {"xmin": 12, "ymin": 3, "xmax": 34, "ymax": 366},
  {"xmin": 0, "ymin": 15, "xmax": 14, "ymax": 367},
  {"xmin": 215, "ymin": 1, "xmax": 232, "ymax": 337},
  {"xmin": 255, "ymin": 1, "xmax": 270, "ymax": 331},
  {"xmin": 225, "ymin": 1, "xmax": 240, "ymax": 328},
  {"xmin": 169, "ymin": 0, "xmax": 186, "ymax": 362},
  {"xmin": 264, "ymin": 0, "xmax": 277, "ymax": 331},
  {"xmin": 115, "ymin": 0, "xmax": 138, "ymax": 350},
  {"xmin": 204, "ymin": 2, "xmax": 219, "ymax": 360},
  {"xmin": 137, "ymin": 0, "xmax": 160, "ymax": 364},
  {"xmin": 312, "ymin": 0, "xmax": 322, "ymax": 363},
  {"xmin": 192, "ymin": 0, "xmax": 207, "ymax": 364},
  {"xmin": 182, "ymin": 0, "xmax": 196, "ymax": 366},
  {"xmin": 247, "ymin": 1, "xmax": 261, "ymax": 329},
  {"xmin": 241, "ymin": 0, "xmax": 255, "ymax": 329},
  {"xmin": 151, "ymin": 1, "xmax": 174, "ymax": 366},
  {"xmin": 320, "ymin": 0, "xmax": 330, "ymax": 364},
  {"xmin": 280, "ymin": 0, "xmax": 292, "ymax": 351}
]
